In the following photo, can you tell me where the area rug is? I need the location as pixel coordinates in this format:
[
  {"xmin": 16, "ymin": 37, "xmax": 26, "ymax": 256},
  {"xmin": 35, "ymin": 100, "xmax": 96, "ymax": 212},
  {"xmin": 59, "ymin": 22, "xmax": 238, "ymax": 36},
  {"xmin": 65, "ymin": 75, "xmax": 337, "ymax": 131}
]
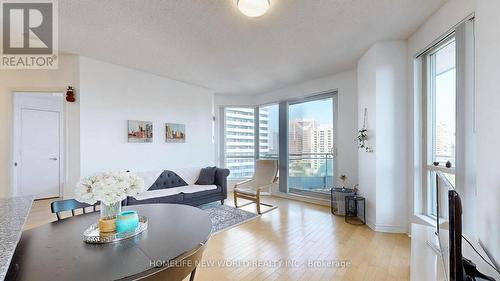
[{"xmin": 199, "ymin": 203, "xmax": 258, "ymax": 234}]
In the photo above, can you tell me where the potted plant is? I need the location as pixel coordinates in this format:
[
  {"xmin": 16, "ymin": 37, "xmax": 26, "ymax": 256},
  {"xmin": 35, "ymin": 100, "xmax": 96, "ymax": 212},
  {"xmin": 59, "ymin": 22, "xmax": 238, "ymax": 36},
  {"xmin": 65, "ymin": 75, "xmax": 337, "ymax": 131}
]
[
  {"xmin": 357, "ymin": 128, "xmax": 372, "ymax": 152},
  {"xmin": 75, "ymin": 172, "xmax": 144, "ymax": 232}
]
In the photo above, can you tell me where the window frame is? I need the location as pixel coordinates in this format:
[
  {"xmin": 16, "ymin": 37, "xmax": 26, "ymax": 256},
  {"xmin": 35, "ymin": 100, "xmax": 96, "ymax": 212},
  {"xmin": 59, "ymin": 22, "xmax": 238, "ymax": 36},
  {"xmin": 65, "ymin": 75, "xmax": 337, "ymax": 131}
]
[{"xmin": 421, "ymin": 34, "xmax": 457, "ymax": 218}]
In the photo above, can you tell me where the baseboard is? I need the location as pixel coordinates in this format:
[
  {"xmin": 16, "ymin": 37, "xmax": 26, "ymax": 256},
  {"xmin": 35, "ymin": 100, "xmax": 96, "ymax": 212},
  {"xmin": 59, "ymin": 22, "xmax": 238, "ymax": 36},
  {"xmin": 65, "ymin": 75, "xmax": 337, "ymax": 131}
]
[{"xmin": 366, "ymin": 220, "xmax": 407, "ymax": 233}]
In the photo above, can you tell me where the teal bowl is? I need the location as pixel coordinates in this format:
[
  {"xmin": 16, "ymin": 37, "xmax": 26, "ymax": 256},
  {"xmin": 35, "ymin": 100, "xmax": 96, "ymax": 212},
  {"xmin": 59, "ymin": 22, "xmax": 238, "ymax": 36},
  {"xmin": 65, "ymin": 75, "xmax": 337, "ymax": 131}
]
[{"xmin": 116, "ymin": 210, "xmax": 139, "ymax": 233}]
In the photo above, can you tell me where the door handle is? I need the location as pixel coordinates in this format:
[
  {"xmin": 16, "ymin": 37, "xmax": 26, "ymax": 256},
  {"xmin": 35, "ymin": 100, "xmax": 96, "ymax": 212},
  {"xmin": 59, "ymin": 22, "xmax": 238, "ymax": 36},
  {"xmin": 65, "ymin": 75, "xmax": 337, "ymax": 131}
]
[{"xmin": 49, "ymin": 157, "xmax": 58, "ymax": 161}]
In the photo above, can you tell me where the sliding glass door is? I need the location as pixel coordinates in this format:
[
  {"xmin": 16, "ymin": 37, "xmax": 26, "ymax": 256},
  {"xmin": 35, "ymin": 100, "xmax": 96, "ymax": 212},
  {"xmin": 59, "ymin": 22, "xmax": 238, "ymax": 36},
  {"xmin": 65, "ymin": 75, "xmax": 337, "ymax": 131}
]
[{"xmin": 287, "ymin": 96, "xmax": 335, "ymax": 197}]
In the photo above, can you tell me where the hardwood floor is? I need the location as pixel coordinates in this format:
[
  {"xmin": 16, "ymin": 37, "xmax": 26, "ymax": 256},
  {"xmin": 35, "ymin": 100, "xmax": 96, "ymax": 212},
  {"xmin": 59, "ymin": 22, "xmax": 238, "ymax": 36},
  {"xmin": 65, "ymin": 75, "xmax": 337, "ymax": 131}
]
[
  {"xmin": 25, "ymin": 197, "xmax": 59, "ymax": 230},
  {"xmin": 25, "ymin": 194, "xmax": 410, "ymax": 281}
]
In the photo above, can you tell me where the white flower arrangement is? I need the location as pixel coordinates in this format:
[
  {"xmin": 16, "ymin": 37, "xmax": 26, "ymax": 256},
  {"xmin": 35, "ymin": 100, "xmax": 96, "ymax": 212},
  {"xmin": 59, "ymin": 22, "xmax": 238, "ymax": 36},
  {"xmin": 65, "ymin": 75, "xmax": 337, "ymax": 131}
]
[
  {"xmin": 356, "ymin": 128, "xmax": 372, "ymax": 152},
  {"xmin": 75, "ymin": 171, "xmax": 145, "ymax": 205}
]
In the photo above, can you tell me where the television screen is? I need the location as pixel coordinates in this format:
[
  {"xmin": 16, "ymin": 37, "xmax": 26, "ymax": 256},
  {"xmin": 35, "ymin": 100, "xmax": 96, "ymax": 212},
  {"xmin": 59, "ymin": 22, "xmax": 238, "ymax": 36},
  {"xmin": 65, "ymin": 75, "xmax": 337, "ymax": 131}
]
[
  {"xmin": 436, "ymin": 172, "xmax": 455, "ymax": 233},
  {"xmin": 448, "ymin": 189, "xmax": 463, "ymax": 281}
]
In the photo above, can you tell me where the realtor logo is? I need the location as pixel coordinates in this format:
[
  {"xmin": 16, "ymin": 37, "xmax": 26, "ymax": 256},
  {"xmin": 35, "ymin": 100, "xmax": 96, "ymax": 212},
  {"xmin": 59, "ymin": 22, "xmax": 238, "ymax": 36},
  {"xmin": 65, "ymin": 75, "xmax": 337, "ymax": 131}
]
[{"xmin": 1, "ymin": 0, "xmax": 58, "ymax": 69}]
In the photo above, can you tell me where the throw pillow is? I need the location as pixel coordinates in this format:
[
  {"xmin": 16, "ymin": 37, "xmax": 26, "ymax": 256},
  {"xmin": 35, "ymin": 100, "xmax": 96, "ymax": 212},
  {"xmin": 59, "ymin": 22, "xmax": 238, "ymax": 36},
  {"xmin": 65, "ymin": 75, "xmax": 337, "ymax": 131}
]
[
  {"xmin": 148, "ymin": 170, "xmax": 188, "ymax": 190},
  {"xmin": 196, "ymin": 166, "xmax": 217, "ymax": 185}
]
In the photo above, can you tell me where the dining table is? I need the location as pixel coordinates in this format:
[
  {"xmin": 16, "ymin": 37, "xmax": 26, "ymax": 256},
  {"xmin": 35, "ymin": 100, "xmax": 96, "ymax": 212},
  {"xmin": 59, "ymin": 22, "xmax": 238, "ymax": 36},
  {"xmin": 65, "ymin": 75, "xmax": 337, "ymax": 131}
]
[{"xmin": 5, "ymin": 204, "xmax": 212, "ymax": 281}]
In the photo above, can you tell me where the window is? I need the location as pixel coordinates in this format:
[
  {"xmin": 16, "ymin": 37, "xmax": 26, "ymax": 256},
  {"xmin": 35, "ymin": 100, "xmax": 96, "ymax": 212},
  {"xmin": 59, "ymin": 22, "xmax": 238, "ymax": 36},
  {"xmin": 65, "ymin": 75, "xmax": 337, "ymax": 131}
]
[
  {"xmin": 220, "ymin": 92, "xmax": 337, "ymax": 198},
  {"xmin": 223, "ymin": 107, "xmax": 255, "ymax": 178},
  {"xmin": 424, "ymin": 37, "xmax": 456, "ymax": 216},
  {"xmin": 259, "ymin": 104, "xmax": 279, "ymax": 159},
  {"xmin": 416, "ymin": 17, "xmax": 475, "ymax": 228},
  {"xmin": 222, "ymin": 105, "xmax": 280, "ymax": 179}
]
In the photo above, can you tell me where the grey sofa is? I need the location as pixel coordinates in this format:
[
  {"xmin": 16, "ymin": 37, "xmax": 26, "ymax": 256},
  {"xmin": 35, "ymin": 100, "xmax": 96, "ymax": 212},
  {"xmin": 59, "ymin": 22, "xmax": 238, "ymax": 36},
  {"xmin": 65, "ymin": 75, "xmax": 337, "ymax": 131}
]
[{"xmin": 125, "ymin": 168, "xmax": 230, "ymax": 207}]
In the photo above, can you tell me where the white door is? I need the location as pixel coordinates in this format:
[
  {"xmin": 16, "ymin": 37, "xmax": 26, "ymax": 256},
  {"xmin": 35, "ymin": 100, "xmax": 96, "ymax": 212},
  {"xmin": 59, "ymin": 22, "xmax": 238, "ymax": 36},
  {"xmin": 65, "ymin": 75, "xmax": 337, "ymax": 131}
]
[{"xmin": 19, "ymin": 108, "xmax": 61, "ymax": 198}]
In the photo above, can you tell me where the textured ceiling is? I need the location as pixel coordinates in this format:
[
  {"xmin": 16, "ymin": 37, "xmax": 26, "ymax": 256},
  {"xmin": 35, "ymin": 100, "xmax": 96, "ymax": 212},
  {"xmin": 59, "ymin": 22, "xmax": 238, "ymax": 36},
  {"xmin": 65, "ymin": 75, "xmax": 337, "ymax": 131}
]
[{"xmin": 59, "ymin": 0, "xmax": 446, "ymax": 95}]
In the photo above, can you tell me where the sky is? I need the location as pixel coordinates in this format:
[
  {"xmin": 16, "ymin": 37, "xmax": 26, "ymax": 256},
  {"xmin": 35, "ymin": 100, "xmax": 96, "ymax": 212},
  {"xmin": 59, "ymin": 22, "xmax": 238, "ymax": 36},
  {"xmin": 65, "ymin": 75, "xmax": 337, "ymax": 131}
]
[
  {"xmin": 264, "ymin": 98, "xmax": 334, "ymax": 132},
  {"xmin": 289, "ymin": 98, "xmax": 334, "ymax": 125},
  {"xmin": 434, "ymin": 41, "xmax": 456, "ymax": 132}
]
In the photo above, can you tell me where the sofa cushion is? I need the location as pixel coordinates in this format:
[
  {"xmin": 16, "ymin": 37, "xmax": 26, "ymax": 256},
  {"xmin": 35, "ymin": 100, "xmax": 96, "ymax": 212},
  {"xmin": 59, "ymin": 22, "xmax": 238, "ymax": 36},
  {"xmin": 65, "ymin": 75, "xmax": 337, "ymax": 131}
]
[
  {"xmin": 175, "ymin": 167, "xmax": 202, "ymax": 185},
  {"xmin": 134, "ymin": 170, "xmax": 164, "ymax": 190},
  {"xmin": 148, "ymin": 170, "xmax": 187, "ymax": 190},
  {"xmin": 179, "ymin": 184, "xmax": 218, "ymax": 194},
  {"xmin": 196, "ymin": 166, "xmax": 217, "ymax": 185},
  {"xmin": 128, "ymin": 193, "xmax": 183, "ymax": 204},
  {"xmin": 134, "ymin": 184, "xmax": 218, "ymax": 201},
  {"xmin": 183, "ymin": 185, "xmax": 222, "ymax": 200}
]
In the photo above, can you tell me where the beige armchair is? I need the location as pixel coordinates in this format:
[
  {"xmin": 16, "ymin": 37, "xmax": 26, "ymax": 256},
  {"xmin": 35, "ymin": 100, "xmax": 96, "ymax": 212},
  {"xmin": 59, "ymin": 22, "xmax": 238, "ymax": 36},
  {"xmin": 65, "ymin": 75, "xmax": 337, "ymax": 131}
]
[{"xmin": 234, "ymin": 159, "xmax": 278, "ymax": 214}]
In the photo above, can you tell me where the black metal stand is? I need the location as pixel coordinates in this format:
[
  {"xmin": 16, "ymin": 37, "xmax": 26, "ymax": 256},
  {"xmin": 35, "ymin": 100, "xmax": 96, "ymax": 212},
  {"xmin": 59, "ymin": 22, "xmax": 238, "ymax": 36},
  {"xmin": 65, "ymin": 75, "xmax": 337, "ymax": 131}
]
[
  {"xmin": 330, "ymin": 187, "xmax": 356, "ymax": 216},
  {"xmin": 345, "ymin": 195, "xmax": 366, "ymax": 225}
]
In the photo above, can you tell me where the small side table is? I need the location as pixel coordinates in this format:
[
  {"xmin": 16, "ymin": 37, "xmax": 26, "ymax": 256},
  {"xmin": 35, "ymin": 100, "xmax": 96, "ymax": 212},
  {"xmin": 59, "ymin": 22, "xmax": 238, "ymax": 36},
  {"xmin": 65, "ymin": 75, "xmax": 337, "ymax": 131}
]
[
  {"xmin": 345, "ymin": 195, "xmax": 366, "ymax": 225},
  {"xmin": 330, "ymin": 187, "xmax": 356, "ymax": 216}
]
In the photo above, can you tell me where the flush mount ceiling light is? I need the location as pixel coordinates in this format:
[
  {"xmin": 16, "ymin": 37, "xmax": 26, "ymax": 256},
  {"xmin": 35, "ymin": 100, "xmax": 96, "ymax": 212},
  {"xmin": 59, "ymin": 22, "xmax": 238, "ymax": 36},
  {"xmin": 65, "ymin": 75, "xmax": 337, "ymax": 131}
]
[{"xmin": 237, "ymin": 0, "xmax": 270, "ymax": 18}]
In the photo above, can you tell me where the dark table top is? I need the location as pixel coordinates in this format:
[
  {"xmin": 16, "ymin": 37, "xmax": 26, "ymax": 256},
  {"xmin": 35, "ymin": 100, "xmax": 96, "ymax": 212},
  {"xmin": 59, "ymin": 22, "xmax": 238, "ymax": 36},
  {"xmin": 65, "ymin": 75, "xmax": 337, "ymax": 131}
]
[{"xmin": 6, "ymin": 204, "xmax": 212, "ymax": 281}]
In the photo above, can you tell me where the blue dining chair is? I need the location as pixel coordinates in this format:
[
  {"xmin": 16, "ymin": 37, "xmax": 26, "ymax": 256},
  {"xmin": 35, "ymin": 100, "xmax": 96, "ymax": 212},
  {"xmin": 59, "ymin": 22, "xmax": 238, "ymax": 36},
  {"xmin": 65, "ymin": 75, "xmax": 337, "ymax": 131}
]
[{"xmin": 50, "ymin": 199, "xmax": 99, "ymax": 220}]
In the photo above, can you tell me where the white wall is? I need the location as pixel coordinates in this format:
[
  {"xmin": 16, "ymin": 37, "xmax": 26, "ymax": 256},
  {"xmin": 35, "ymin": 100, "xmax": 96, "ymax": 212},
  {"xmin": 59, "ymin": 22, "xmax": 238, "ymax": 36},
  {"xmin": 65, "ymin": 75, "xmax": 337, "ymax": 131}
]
[
  {"xmin": 357, "ymin": 41, "xmax": 408, "ymax": 233},
  {"xmin": 214, "ymin": 70, "xmax": 359, "ymax": 188},
  {"xmin": 0, "ymin": 55, "xmax": 80, "ymax": 198},
  {"xmin": 375, "ymin": 41, "xmax": 408, "ymax": 232},
  {"xmin": 357, "ymin": 47, "xmax": 377, "ymax": 226},
  {"xmin": 79, "ymin": 57, "xmax": 215, "ymax": 179},
  {"xmin": 475, "ymin": 0, "xmax": 500, "ymax": 266},
  {"xmin": 0, "ymin": 55, "xmax": 215, "ymax": 198}
]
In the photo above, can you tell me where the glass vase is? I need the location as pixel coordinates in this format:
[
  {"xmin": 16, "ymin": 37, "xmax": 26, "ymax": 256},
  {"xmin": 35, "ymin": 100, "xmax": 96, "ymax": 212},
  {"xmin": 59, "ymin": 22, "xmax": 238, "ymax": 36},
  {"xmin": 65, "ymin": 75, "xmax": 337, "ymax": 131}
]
[{"xmin": 100, "ymin": 201, "xmax": 122, "ymax": 221}]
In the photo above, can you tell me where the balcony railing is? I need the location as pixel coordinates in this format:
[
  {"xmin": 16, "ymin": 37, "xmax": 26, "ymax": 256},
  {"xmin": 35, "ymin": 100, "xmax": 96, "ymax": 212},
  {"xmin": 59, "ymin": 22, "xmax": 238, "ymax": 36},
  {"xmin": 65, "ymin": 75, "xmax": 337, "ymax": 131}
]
[
  {"xmin": 288, "ymin": 153, "xmax": 334, "ymax": 195},
  {"xmin": 228, "ymin": 153, "xmax": 334, "ymax": 195},
  {"xmin": 261, "ymin": 152, "xmax": 334, "ymax": 198}
]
